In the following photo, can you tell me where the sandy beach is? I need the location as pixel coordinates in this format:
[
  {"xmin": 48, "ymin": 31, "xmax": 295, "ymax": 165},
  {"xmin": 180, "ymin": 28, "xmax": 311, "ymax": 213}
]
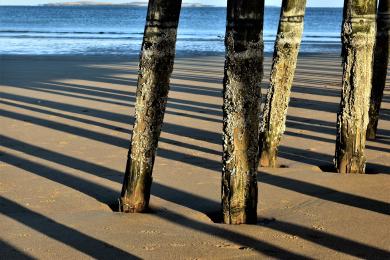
[{"xmin": 1, "ymin": 53, "xmax": 389, "ymax": 258}]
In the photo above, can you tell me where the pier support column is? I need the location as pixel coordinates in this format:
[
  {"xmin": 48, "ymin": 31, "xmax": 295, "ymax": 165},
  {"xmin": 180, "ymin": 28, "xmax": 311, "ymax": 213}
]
[
  {"xmin": 259, "ymin": 0, "xmax": 307, "ymax": 167},
  {"xmin": 335, "ymin": 0, "xmax": 377, "ymax": 174},
  {"xmin": 367, "ymin": 0, "xmax": 389, "ymax": 139},
  {"xmin": 120, "ymin": 0, "xmax": 182, "ymax": 212},
  {"xmin": 222, "ymin": 0, "xmax": 265, "ymax": 224}
]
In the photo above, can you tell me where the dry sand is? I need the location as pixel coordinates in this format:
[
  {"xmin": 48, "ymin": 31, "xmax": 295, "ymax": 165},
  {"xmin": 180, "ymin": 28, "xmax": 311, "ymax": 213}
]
[{"xmin": 0, "ymin": 53, "xmax": 389, "ymax": 259}]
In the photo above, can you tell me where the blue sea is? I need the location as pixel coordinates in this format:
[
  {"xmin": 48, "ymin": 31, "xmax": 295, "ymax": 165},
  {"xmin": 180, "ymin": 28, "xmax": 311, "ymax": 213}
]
[{"xmin": 0, "ymin": 6, "xmax": 342, "ymax": 55}]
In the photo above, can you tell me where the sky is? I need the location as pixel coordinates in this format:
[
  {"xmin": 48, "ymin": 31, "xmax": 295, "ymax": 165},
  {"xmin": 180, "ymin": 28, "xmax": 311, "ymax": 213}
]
[{"xmin": 0, "ymin": 0, "xmax": 343, "ymax": 7}]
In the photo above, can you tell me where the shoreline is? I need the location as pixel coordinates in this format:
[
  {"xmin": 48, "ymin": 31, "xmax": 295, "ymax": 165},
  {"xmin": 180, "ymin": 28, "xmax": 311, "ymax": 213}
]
[
  {"xmin": 0, "ymin": 51, "xmax": 342, "ymax": 60},
  {"xmin": 0, "ymin": 43, "xmax": 342, "ymax": 57}
]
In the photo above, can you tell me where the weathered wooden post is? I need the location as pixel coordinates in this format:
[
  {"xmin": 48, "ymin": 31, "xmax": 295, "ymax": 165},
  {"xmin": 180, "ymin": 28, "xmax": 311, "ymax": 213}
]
[
  {"xmin": 367, "ymin": 0, "xmax": 389, "ymax": 139},
  {"xmin": 335, "ymin": 0, "xmax": 377, "ymax": 174},
  {"xmin": 119, "ymin": 0, "xmax": 182, "ymax": 212},
  {"xmin": 259, "ymin": 0, "xmax": 307, "ymax": 167},
  {"xmin": 222, "ymin": 0, "xmax": 265, "ymax": 224}
]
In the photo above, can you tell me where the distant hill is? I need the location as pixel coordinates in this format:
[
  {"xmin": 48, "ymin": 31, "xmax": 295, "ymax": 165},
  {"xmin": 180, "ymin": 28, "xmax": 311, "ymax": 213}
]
[
  {"xmin": 42, "ymin": 1, "xmax": 114, "ymax": 5},
  {"xmin": 41, "ymin": 1, "xmax": 216, "ymax": 7}
]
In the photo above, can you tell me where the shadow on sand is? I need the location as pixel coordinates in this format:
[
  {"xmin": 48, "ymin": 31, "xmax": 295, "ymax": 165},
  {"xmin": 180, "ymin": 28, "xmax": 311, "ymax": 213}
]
[
  {"xmin": 1, "ymin": 54, "xmax": 389, "ymax": 257},
  {"xmin": 0, "ymin": 196, "xmax": 139, "ymax": 259}
]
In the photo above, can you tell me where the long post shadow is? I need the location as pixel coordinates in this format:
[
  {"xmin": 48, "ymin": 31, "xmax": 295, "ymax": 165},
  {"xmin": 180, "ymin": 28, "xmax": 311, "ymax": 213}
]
[
  {"xmin": 1, "ymin": 136, "xmax": 218, "ymax": 212},
  {"xmin": 3, "ymin": 95, "xmax": 388, "ymax": 156},
  {"xmin": 0, "ymin": 239, "xmax": 34, "ymax": 259},
  {"xmin": 1, "ymin": 109, "xmax": 388, "ymax": 215},
  {"xmin": 0, "ymin": 93, "xmax": 221, "ymax": 143},
  {"xmin": 0, "ymin": 196, "xmax": 139, "ymax": 259},
  {"xmin": 0, "ymin": 101, "xmax": 220, "ymax": 157},
  {"xmin": 277, "ymin": 145, "xmax": 390, "ymax": 174},
  {"xmin": 0, "ymin": 109, "xmax": 221, "ymax": 170},
  {"xmin": 259, "ymin": 172, "xmax": 389, "ymax": 215},
  {"xmin": 0, "ymin": 153, "xmax": 305, "ymax": 258},
  {"xmin": 5, "ymin": 83, "xmax": 222, "ymax": 123},
  {"xmin": 2, "ymin": 151, "xmax": 389, "ymax": 258},
  {"xmin": 2, "ymin": 152, "xmax": 119, "ymax": 204},
  {"xmin": 264, "ymin": 220, "xmax": 390, "ymax": 259}
]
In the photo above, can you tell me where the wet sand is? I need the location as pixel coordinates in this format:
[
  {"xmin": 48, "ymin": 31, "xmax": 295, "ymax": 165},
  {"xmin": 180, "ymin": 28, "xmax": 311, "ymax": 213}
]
[{"xmin": 1, "ymin": 54, "xmax": 389, "ymax": 259}]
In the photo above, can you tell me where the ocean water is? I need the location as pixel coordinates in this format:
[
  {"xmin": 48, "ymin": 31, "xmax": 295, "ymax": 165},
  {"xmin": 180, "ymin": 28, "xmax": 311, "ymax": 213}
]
[{"xmin": 0, "ymin": 6, "xmax": 342, "ymax": 55}]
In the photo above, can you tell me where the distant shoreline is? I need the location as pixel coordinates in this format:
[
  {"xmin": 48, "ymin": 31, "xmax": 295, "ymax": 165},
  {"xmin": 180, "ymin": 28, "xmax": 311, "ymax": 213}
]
[{"xmin": 39, "ymin": 2, "xmax": 216, "ymax": 7}]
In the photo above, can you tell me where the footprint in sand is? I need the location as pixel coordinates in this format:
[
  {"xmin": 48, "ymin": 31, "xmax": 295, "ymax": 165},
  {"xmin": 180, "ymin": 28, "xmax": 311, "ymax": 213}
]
[
  {"xmin": 169, "ymin": 242, "xmax": 186, "ymax": 247},
  {"xmin": 273, "ymin": 233, "xmax": 299, "ymax": 240},
  {"xmin": 215, "ymin": 243, "xmax": 251, "ymax": 250},
  {"xmin": 312, "ymin": 224, "xmax": 325, "ymax": 231},
  {"xmin": 17, "ymin": 233, "xmax": 31, "ymax": 238},
  {"xmin": 142, "ymin": 244, "xmax": 160, "ymax": 251},
  {"xmin": 140, "ymin": 230, "xmax": 160, "ymax": 234}
]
